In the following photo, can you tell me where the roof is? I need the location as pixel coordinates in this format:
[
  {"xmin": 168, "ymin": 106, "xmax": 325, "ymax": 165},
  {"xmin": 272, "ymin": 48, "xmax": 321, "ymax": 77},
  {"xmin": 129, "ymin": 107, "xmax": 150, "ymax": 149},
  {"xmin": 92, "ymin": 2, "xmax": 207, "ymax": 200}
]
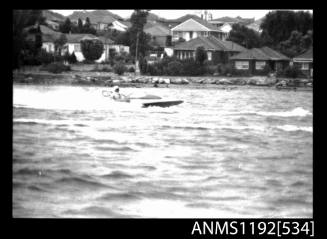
[
  {"xmin": 69, "ymin": 10, "xmax": 117, "ymax": 24},
  {"xmin": 65, "ymin": 34, "xmax": 98, "ymax": 43},
  {"xmin": 172, "ymin": 18, "xmax": 222, "ymax": 32},
  {"xmin": 293, "ymin": 48, "xmax": 313, "ymax": 61},
  {"xmin": 119, "ymin": 20, "xmax": 132, "ymax": 28},
  {"xmin": 97, "ymin": 36, "xmax": 115, "ymax": 44},
  {"xmin": 144, "ymin": 24, "xmax": 171, "ymax": 36},
  {"xmin": 230, "ymin": 47, "xmax": 289, "ymax": 61},
  {"xmin": 211, "ymin": 16, "xmax": 255, "ymax": 25},
  {"xmin": 246, "ymin": 17, "xmax": 264, "ymax": 32},
  {"xmin": 173, "ymin": 35, "xmax": 246, "ymax": 52}
]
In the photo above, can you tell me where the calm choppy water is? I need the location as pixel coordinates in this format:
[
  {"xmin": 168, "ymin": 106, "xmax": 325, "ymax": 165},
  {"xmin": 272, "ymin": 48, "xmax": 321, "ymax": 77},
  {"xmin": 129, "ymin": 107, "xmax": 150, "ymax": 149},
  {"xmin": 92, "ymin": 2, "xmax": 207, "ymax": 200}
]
[{"xmin": 13, "ymin": 84, "xmax": 313, "ymax": 218}]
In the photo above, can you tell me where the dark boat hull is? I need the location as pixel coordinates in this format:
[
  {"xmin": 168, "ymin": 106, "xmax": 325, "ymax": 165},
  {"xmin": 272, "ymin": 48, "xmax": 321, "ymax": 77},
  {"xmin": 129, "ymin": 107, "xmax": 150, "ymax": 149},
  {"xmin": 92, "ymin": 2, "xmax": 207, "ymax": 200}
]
[{"xmin": 142, "ymin": 100, "xmax": 183, "ymax": 108}]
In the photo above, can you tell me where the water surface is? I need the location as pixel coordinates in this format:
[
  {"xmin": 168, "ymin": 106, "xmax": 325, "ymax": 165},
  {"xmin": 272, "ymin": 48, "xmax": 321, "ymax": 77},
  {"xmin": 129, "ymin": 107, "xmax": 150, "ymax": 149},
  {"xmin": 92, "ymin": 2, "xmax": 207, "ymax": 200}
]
[{"xmin": 13, "ymin": 84, "xmax": 313, "ymax": 218}]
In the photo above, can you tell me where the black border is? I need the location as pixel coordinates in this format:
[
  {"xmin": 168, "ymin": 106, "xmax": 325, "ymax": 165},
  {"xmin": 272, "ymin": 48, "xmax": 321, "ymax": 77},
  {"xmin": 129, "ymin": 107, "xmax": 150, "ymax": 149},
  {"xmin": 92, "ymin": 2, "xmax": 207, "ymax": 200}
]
[{"xmin": 7, "ymin": 5, "xmax": 322, "ymax": 239}]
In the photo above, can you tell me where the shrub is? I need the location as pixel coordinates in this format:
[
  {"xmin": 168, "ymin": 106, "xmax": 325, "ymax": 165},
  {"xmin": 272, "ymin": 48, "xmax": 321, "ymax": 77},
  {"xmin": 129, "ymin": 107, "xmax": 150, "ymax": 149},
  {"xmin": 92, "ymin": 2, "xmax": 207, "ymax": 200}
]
[
  {"xmin": 83, "ymin": 59, "xmax": 95, "ymax": 64},
  {"xmin": 195, "ymin": 47, "xmax": 207, "ymax": 65},
  {"xmin": 262, "ymin": 64, "xmax": 272, "ymax": 75},
  {"xmin": 68, "ymin": 52, "xmax": 77, "ymax": 64},
  {"xmin": 167, "ymin": 61, "xmax": 183, "ymax": 76},
  {"xmin": 113, "ymin": 62, "xmax": 127, "ymax": 75},
  {"xmin": 139, "ymin": 57, "xmax": 148, "ymax": 74},
  {"xmin": 102, "ymin": 66, "xmax": 112, "ymax": 72},
  {"xmin": 80, "ymin": 39, "xmax": 104, "ymax": 62},
  {"xmin": 205, "ymin": 64, "xmax": 217, "ymax": 75},
  {"xmin": 40, "ymin": 62, "xmax": 71, "ymax": 74},
  {"xmin": 37, "ymin": 49, "xmax": 54, "ymax": 65},
  {"xmin": 217, "ymin": 63, "xmax": 234, "ymax": 76},
  {"xmin": 128, "ymin": 66, "xmax": 135, "ymax": 73},
  {"xmin": 280, "ymin": 65, "xmax": 305, "ymax": 78},
  {"xmin": 180, "ymin": 58, "xmax": 204, "ymax": 76}
]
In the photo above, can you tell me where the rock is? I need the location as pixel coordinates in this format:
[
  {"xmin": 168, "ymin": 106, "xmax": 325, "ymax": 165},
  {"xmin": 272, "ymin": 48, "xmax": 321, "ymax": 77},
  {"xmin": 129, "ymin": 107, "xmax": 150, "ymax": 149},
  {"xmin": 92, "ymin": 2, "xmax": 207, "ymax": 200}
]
[
  {"xmin": 181, "ymin": 78, "xmax": 189, "ymax": 84},
  {"xmin": 104, "ymin": 79, "xmax": 113, "ymax": 86},
  {"xmin": 217, "ymin": 78, "xmax": 233, "ymax": 85},
  {"xmin": 112, "ymin": 79, "xmax": 120, "ymax": 84},
  {"xmin": 152, "ymin": 77, "xmax": 159, "ymax": 83},
  {"xmin": 201, "ymin": 78, "xmax": 216, "ymax": 84},
  {"xmin": 170, "ymin": 78, "xmax": 182, "ymax": 84},
  {"xmin": 163, "ymin": 78, "xmax": 170, "ymax": 84},
  {"xmin": 159, "ymin": 78, "xmax": 170, "ymax": 84},
  {"xmin": 232, "ymin": 78, "xmax": 246, "ymax": 85},
  {"xmin": 120, "ymin": 76, "xmax": 131, "ymax": 83},
  {"xmin": 26, "ymin": 76, "xmax": 33, "ymax": 82}
]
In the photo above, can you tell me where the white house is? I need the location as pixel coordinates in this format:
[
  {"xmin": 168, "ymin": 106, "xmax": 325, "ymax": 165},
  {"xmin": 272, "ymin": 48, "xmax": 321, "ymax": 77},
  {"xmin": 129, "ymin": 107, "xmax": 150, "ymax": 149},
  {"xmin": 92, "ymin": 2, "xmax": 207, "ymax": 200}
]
[
  {"xmin": 64, "ymin": 34, "xmax": 129, "ymax": 62},
  {"xmin": 171, "ymin": 18, "xmax": 226, "ymax": 42},
  {"xmin": 39, "ymin": 30, "xmax": 129, "ymax": 63},
  {"xmin": 108, "ymin": 20, "xmax": 130, "ymax": 32}
]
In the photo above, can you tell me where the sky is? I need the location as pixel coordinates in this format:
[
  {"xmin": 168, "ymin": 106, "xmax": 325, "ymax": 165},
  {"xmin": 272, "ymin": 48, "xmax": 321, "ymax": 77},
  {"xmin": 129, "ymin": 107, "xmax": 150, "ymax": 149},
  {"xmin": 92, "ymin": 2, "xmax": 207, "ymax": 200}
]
[{"xmin": 51, "ymin": 9, "xmax": 312, "ymax": 21}]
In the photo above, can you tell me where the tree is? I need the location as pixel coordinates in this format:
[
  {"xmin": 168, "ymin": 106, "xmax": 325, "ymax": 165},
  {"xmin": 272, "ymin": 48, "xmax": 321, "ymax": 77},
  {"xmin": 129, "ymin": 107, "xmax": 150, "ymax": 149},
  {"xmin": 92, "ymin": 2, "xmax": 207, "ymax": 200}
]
[
  {"xmin": 227, "ymin": 23, "xmax": 263, "ymax": 48},
  {"xmin": 80, "ymin": 39, "xmax": 104, "ymax": 62},
  {"xmin": 59, "ymin": 18, "xmax": 72, "ymax": 33},
  {"xmin": 195, "ymin": 46, "xmax": 207, "ymax": 65},
  {"xmin": 278, "ymin": 30, "xmax": 313, "ymax": 58},
  {"xmin": 77, "ymin": 18, "xmax": 83, "ymax": 33},
  {"xmin": 260, "ymin": 10, "xmax": 313, "ymax": 46},
  {"xmin": 13, "ymin": 10, "xmax": 45, "ymax": 69},
  {"xmin": 82, "ymin": 17, "xmax": 97, "ymax": 35},
  {"xmin": 54, "ymin": 34, "xmax": 67, "ymax": 57},
  {"xmin": 129, "ymin": 10, "xmax": 151, "ymax": 59}
]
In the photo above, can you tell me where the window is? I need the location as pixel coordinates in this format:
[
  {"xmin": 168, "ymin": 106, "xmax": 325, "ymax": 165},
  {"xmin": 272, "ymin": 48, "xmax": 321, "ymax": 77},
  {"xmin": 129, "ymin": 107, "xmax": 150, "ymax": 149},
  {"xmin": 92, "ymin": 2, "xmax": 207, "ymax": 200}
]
[
  {"xmin": 302, "ymin": 63, "xmax": 309, "ymax": 70},
  {"xmin": 235, "ymin": 61, "xmax": 249, "ymax": 70},
  {"xmin": 203, "ymin": 31, "xmax": 208, "ymax": 37},
  {"xmin": 189, "ymin": 31, "xmax": 193, "ymax": 39},
  {"xmin": 207, "ymin": 51, "xmax": 212, "ymax": 61},
  {"xmin": 74, "ymin": 44, "xmax": 81, "ymax": 52},
  {"xmin": 255, "ymin": 61, "xmax": 266, "ymax": 70}
]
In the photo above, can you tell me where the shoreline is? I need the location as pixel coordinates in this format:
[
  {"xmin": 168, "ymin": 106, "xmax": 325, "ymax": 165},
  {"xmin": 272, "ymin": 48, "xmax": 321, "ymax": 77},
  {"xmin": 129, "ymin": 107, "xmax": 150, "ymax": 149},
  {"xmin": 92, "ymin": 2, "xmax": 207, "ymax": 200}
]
[{"xmin": 13, "ymin": 70, "xmax": 313, "ymax": 90}]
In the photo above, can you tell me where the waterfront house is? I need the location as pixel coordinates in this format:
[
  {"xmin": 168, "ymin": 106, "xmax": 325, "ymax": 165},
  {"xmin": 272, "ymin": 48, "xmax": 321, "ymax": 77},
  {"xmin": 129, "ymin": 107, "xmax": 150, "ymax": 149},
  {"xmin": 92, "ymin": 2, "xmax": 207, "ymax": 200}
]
[
  {"xmin": 173, "ymin": 35, "xmax": 246, "ymax": 64},
  {"xmin": 171, "ymin": 16, "xmax": 227, "ymax": 42},
  {"xmin": 292, "ymin": 48, "xmax": 313, "ymax": 78},
  {"xmin": 145, "ymin": 23, "xmax": 172, "ymax": 48},
  {"xmin": 28, "ymin": 25, "xmax": 129, "ymax": 63},
  {"xmin": 230, "ymin": 47, "xmax": 290, "ymax": 75},
  {"xmin": 64, "ymin": 34, "xmax": 129, "ymax": 62}
]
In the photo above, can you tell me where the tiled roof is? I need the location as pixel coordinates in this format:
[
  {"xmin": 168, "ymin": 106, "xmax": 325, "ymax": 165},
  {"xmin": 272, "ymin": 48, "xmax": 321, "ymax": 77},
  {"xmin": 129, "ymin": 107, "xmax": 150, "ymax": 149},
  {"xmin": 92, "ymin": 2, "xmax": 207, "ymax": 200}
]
[
  {"xmin": 69, "ymin": 11, "xmax": 117, "ymax": 24},
  {"xmin": 97, "ymin": 36, "xmax": 115, "ymax": 44},
  {"xmin": 211, "ymin": 16, "xmax": 255, "ymax": 25},
  {"xmin": 173, "ymin": 35, "xmax": 246, "ymax": 52},
  {"xmin": 65, "ymin": 34, "xmax": 98, "ymax": 43},
  {"xmin": 144, "ymin": 24, "xmax": 171, "ymax": 36},
  {"xmin": 230, "ymin": 47, "xmax": 289, "ymax": 60},
  {"xmin": 293, "ymin": 48, "xmax": 313, "ymax": 60},
  {"xmin": 170, "ymin": 14, "xmax": 222, "ymax": 32}
]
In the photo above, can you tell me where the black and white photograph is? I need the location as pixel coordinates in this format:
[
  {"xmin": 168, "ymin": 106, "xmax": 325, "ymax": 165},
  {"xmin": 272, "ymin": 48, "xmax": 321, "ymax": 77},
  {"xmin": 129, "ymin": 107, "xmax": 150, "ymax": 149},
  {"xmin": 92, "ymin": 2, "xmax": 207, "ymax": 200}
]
[{"xmin": 13, "ymin": 9, "xmax": 313, "ymax": 218}]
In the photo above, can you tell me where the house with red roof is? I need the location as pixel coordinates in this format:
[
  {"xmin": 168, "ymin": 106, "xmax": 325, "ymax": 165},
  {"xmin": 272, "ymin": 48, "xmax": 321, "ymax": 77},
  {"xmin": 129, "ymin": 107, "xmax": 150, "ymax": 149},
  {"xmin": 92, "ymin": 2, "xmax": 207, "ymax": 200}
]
[
  {"xmin": 173, "ymin": 35, "xmax": 246, "ymax": 64},
  {"xmin": 292, "ymin": 48, "xmax": 313, "ymax": 78},
  {"xmin": 230, "ymin": 47, "xmax": 290, "ymax": 75},
  {"xmin": 171, "ymin": 16, "xmax": 227, "ymax": 43}
]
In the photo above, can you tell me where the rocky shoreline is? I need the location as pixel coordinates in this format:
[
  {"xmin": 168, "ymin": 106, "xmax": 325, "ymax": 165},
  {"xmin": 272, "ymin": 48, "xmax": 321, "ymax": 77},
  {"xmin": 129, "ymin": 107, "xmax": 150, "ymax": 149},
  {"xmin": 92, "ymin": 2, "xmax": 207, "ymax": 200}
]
[{"xmin": 13, "ymin": 71, "xmax": 313, "ymax": 89}]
